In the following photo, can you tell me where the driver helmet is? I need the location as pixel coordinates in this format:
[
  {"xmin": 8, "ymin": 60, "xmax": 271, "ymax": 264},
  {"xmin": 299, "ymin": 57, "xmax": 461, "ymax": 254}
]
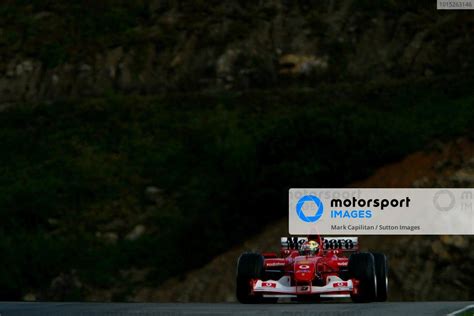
[{"xmin": 300, "ymin": 240, "xmax": 320, "ymax": 256}]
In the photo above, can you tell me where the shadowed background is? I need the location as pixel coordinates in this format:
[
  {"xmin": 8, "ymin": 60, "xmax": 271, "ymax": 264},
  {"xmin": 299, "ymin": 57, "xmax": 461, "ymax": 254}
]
[{"xmin": 0, "ymin": 0, "xmax": 473, "ymax": 301}]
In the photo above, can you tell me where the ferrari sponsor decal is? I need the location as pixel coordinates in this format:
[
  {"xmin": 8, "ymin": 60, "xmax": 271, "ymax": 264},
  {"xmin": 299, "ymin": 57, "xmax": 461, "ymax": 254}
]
[
  {"xmin": 261, "ymin": 282, "xmax": 276, "ymax": 288},
  {"xmin": 296, "ymin": 271, "xmax": 310, "ymax": 274},
  {"xmin": 333, "ymin": 281, "xmax": 348, "ymax": 288},
  {"xmin": 298, "ymin": 264, "xmax": 310, "ymax": 269},
  {"xmin": 324, "ymin": 238, "xmax": 356, "ymax": 250},
  {"xmin": 289, "ymin": 189, "xmax": 474, "ymax": 235},
  {"xmin": 266, "ymin": 262, "xmax": 285, "ymax": 267}
]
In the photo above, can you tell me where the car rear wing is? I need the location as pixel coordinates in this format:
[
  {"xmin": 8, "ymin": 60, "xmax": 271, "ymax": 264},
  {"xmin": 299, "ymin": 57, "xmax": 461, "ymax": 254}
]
[
  {"xmin": 321, "ymin": 237, "xmax": 359, "ymax": 251},
  {"xmin": 281, "ymin": 236, "xmax": 359, "ymax": 251},
  {"xmin": 280, "ymin": 237, "xmax": 307, "ymax": 250}
]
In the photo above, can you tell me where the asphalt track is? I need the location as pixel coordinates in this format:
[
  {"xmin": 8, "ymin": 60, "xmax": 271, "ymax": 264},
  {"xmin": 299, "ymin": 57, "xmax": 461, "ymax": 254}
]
[{"xmin": 0, "ymin": 302, "xmax": 473, "ymax": 316}]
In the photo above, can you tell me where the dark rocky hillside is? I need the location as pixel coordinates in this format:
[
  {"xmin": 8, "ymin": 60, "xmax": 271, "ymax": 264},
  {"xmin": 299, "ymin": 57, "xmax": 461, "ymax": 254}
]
[
  {"xmin": 1, "ymin": 1, "xmax": 473, "ymax": 106},
  {"xmin": 146, "ymin": 138, "xmax": 474, "ymax": 302},
  {"xmin": 0, "ymin": 1, "xmax": 473, "ymax": 302}
]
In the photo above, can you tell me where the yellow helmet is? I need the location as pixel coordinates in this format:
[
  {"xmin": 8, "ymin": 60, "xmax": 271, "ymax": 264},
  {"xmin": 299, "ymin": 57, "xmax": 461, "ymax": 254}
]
[{"xmin": 300, "ymin": 240, "xmax": 320, "ymax": 256}]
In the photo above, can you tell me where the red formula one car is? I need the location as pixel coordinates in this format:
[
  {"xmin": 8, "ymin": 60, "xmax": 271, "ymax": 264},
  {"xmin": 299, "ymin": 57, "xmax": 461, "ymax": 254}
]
[{"xmin": 236, "ymin": 236, "xmax": 388, "ymax": 303}]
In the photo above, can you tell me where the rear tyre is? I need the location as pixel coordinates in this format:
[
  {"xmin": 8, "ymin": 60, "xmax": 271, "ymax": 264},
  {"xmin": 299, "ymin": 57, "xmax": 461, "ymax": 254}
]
[
  {"xmin": 372, "ymin": 253, "xmax": 388, "ymax": 302},
  {"xmin": 236, "ymin": 253, "xmax": 276, "ymax": 303},
  {"xmin": 348, "ymin": 252, "xmax": 377, "ymax": 303}
]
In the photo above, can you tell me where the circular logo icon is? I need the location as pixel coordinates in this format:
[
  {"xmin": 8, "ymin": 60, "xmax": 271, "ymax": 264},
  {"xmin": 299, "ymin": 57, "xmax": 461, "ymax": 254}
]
[
  {"xmin": 296, "ymin": 195, "xmax": 324, "ymax": 222},
  {"xmin": 433, "ymin": 190, "xmax": 455, "ymax": 212}
]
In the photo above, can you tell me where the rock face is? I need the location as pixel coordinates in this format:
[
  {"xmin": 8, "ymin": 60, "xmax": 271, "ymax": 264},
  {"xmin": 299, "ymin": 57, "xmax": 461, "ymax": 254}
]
[
  {"xmin": 48, "ymin": 270, "xmax": 83, "ymax": 301},
  {"xmin": 1, "ymin": 1, "xmax": 473, "ymax": 106},
  {"xmin": 388, "ymin": 235, "xmax": 473, "ymax": 300},
  {"xmin": 138, "ymin": 138, "xmax": 474, "ymax": 302}
]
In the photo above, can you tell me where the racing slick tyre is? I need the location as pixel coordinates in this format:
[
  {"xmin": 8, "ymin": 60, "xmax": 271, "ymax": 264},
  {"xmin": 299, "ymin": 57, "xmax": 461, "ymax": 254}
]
[
  {"xmin": 348, "ymin": 252, "xmax": 377, "ymax": 303},
  {"xmin": 372, "ymin": 253, "xmax": 388, "ymax": 302},
  {"xmin": 236, "ymin": 253, "xmax": 277, "ymax": 304}
]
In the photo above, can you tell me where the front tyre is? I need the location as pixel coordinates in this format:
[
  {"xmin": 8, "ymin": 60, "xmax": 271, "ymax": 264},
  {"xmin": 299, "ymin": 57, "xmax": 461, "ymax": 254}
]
[
  {"xmin": 348, "ymin": 252, "xmax": 377, "ymax": 303},
  {"xmin": 372, "ymin": 253, "xmax": 388, "ymax": 302},
  {"xmin": 236, "ymin": 253, "xmax": 276, "ymax": 303}
]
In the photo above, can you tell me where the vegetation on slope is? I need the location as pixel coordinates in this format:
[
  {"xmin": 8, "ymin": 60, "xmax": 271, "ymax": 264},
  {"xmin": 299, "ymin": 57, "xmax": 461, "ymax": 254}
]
[{"xmin": 0, "ymin": 77, "xmax": 473, "ymax": 300}]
